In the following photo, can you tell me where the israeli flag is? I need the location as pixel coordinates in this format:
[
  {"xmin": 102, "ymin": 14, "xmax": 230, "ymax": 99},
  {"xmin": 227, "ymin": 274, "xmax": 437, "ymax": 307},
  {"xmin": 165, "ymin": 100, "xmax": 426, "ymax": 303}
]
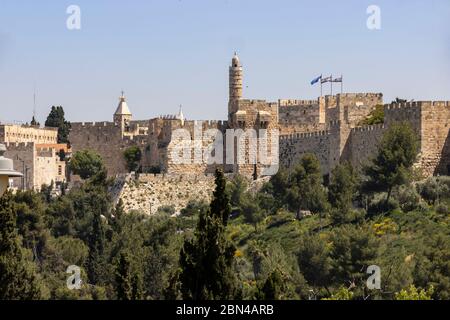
[{"xmin": 310, "ymin": 75, "xmax": 322, "ymax": 85}]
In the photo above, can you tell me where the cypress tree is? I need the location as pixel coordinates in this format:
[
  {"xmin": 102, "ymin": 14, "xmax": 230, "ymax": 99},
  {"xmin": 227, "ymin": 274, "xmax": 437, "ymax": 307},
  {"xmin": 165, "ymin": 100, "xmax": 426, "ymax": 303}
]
[
  {"xmin": 115, "ymin": 252, "xmax": 133, "ymax": 300},
  {"xmin": 30, "ymin": 116, "xmax": 39, "ymax": 126},
  {"xmin": 210, "ymin": 168, "xmax": 231, "ymax": 226},
  {"xmin": 86, "ymin": 212, "xmax": 106, "ymax": 285},
  {"xmin": 179, "ymin": 169, "xmax": 240, "ymax": 300},
  {"xmin": 45, "ymin": 106, "xmax": 71, "ymax": 144},
  {"xmin": 115, "ymin": 251, "xmax": 144, "ymax": 300},
  {"xmin": 0, "ymin": 191, "xmax": 42, "ymax": 299},
  {"xmin": 260, "ymin": 270, "xmax": 283, "ymax": 300}
]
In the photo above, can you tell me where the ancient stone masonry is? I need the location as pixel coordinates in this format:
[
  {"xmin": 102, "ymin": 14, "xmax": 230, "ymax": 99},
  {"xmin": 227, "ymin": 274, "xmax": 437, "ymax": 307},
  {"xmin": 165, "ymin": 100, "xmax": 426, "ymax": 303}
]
[
  {"xmin": 68, "ymin": 54, "xmax": 280, "ymax": 180},
  {"xmin": 0, "ymin": 124, "xmax": 58, "ymax": 144},
  {"xmin": 280, "ymin": 130, "xmax": 330, "ymax": 173},
  {"xmin": 279, "ymin": 99, "xmax": 450, "ymax": 178},
  {"xmin": 117, "ymin": 173, "xmax": 271, "ymax": 215},
  {"xmin": 63, "ymin": 54, "xmax": 450, "ymax": 205},
  {"xmin": 278, "ymin": 99, "xmax": 325, "ymax": 135},
  {"xmin": 69, "ymin": 95, "xmax": 150, "ymax": 177},
  {"xmin": 2, "ymin": 142, "xmax": 66, "ymax": 190},
  {"xmin": 117, "ymin": 174, "xmax": 216, "ymax": 215},
  {"xmin": 0, "ymin": 124, "xmax": 67, "ymax": 191},
  {"xmin": 3, "ymin": 54, "xmax": 448, "ymax": 212}
]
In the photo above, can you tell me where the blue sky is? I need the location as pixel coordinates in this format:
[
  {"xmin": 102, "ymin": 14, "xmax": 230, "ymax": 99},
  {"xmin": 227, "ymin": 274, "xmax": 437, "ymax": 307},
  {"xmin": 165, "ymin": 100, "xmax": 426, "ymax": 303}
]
[{"xmin": 0, "ymin": 0, "xmax": 449, "ymax": 123}]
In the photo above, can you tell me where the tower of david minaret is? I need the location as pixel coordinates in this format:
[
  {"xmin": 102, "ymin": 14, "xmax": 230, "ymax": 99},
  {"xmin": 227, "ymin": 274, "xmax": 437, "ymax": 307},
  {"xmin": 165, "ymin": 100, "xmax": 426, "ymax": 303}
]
[
  {"xmin": 227, "ymin": 53, "xmax": 278, "ymax": 178},
  {"xmin": 228, "ymin": 52, "xmax": 243, "ymax": 114}
]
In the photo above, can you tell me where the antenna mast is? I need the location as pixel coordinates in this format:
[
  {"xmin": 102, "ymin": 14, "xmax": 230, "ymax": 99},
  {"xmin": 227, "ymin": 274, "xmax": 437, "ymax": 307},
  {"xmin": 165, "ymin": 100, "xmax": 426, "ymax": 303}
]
[{"xmin": 33, "ymin": 82, "xmax": 36, "ymax": 120}]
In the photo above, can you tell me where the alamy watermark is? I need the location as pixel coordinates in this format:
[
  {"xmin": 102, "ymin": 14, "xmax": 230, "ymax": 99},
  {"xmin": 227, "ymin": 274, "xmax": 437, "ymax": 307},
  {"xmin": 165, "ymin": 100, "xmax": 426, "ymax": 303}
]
[
  {"xmin": 366, "ymin": 5, "xmax": 381, "ymax": 30},
  {"xmin": 366, "ymin": 265, "xmax": 381, "ymax": 290},
  {"xmin": 170, "ymin": 122, "xmax": 280, "ymax": 176},
  {"xmin": 66, "ymin": 5, "xmax": 81, "ymax": 30},
  {"xmin": 66, "ymin": 265, "xmax": 82, "ymax": 290}
]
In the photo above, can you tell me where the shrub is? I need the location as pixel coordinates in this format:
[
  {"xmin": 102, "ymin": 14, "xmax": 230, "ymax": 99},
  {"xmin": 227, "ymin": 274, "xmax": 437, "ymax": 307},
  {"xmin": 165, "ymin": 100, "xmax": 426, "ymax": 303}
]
[
  {"xmin": 156, "ymin": 205, "xmax": 175, "ymax": 216},
  {"xmin": 435, "ymin": 203, "xmax": 449, "ymax": 215},
  {"xmin": 360, "ymin": 104, "xmax": 384, "ymax": 126},
  {"xmin": 368, "ymin": 192, "xmax": 399, "ymax": 215},
  {"xmin": 123, "ymin": 146, "xmax": 142, "ymax": 172},
  {"xmin": 395, "ymin": 285, "xmax": 434, "ymax": 300},
  {"xmin": 393, "ymin": 185, "xmax": 422, "ymax": 212},
  {"xmin": 417, "ymin": 177, "xmax": 450, "ymax": 204},
  {"xmin": 69, "ymin": 150, "xmax": 105, "ymax": 180}
]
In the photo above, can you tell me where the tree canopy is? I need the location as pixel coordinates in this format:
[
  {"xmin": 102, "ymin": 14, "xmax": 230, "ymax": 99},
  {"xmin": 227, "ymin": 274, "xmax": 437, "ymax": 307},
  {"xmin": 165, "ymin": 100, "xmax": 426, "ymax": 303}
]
[
  {"xmin": 45, "ymin": 106, "xmax": 71, "ymax": 144},
  {"xmin": 363, "ymin": 122, "xmax": 419, "ymax": 204},
  {"xmin": 69, "ymin": 150, "xmax": 106, "ymax": 180}
]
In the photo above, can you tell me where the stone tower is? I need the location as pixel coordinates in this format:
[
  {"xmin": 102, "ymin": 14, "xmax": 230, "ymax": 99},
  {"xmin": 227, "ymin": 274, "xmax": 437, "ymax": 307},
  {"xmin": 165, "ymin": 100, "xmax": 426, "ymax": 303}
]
[
  {"xmin": 226, "ymin": 53, "xmax": 279, "ymax": 178},
  {"xmin": 228, "ymin": 52, "xmax": 243, "ymax": 114},
  {"xmin": 114, "ymin": 92, "xmax": 132, "ymax": 133}
]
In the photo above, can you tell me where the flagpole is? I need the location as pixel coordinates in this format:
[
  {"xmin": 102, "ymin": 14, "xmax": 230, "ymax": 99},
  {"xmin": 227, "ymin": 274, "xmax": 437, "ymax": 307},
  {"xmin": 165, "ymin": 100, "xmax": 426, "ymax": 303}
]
[
  {"xmin": 331, "ymin": 74, "xmax": 333, "ymax": 96},
  {"xmin": 341, "ymin": 75, "xmax": 343, "ymax": 94}
]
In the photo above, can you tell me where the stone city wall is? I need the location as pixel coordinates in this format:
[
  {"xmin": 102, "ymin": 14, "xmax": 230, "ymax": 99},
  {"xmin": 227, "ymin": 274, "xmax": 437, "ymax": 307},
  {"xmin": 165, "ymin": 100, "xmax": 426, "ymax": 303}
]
[
  {"xmin": 0, "ymin": 124, "xmax": 58, "ymax": 144},
  {"xmin": 279, "ymin": 130, "xmax": 330, "ymax": 174}
]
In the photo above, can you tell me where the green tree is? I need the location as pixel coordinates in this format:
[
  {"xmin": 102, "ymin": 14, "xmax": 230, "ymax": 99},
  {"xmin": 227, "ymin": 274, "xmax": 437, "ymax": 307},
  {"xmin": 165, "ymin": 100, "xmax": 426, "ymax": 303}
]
[
  {"xmin": 328, "ymin": 162, "xmax": 359, "ymax": 224},
  {"xmin": 228, "ymin": 174, "xmax": 248, "ymax": 210},
  {"xmin": 259, "ymin": 270, "xmax": 283, "ymax": 300},
  {"xmin": 247, "ymin": 241, "xmax": 305, "ymax": 299},
  {"xmin": 287, "ymin": 154, "xmax": 328, "ymax": 214},
  {"xmin": 0, "ymin": 191, "xmax": 42, "ymax": 299},
  {"xmin": 363, "ymin": 122, "xmax": 419, "ymax": 206},
  {"xmin": 413, "ymin": 234, "xmax": 450, "ymax": 299},
  {"xmin": 263, "ymin": 168, "xmax": 289, "ymax": 210},
  {"xmin": 322, "ymin": 287, "xmax": 354, "ymax": 300},
  {"xmin": 178, "ymin": 169, "xmax": 241, "ymax": 300},
  {"xmin": 86, "ymin": 212, "xmax": 106, "ymax": 285},
  {"xmin": 394, "ymin": 285, "xmax": 434, "ymax": 300},
  {"xmin": 241, "ymin": 195, "xmax": 264, "ymax": 231},
  {"xmin": 115, "ymin": 251, "xmax": 143, "ymax": 300},
  {"xmin": 329, "ymin": 224, "xmax": 379, "ymax": 297},
  {"xmin": 360, "ymin": 104, "xmax": 384, "ymax": 126},
  {"xmin": 123, "ymin": 146, "xmax": 142, "ymax": 172},
  {"xmin": 416, "ymin": 177, "xmax": 450, "ymax": 205},
  {"xmin": 30, "ymin": 116, "xmax": 39, "ymax": 126},
  {"xmin": 297, "ymin": 234, "xmax": 332, "ymax": 292},
  {"xmin": 12, "ymin": 191, "xmax": 48, "ymax": 258},
  {"xmin": 45, "ymin": 106, "xmax": 71, "ymax": 144},
  {"xmin": 180, "ymin": 199, "xmax": 208, "ymax": 217},
  {"xmin": 70, "ymin": 150, "xmax": 106, "ymax": 180},
  {"xmin": 115, "ymin": 252, "xmax": 132, "ymax": 300},
  {"xmin": 112, "ymin": 199, "xmax": 125, "ymax": 233}
]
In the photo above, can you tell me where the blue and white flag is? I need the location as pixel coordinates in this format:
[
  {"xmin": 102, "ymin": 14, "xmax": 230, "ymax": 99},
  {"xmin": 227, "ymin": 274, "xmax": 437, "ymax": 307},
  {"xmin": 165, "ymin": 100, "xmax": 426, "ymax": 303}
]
[
  {"xmin": 310, "ymin": 75, "xmax": 322, "ymax": 85},
  {"xmin": 321, "ymin": 75, "xmax": 332, "ymax": 84},
  {"xmin": 332, "ymin": 76, "xmax": 343, "ymax": 83}
]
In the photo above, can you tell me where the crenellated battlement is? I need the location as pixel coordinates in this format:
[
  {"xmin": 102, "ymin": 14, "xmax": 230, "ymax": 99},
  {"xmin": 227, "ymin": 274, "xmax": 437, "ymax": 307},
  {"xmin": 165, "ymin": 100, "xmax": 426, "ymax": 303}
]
[
  {"xmin": 137, "ymin": 172, "xmax": 216, "ymax": 183},
  {"xmin": 351, "ymin": 124, "xmax": 385, "ymax": 133},
  {"xmin": 72, "ymin": 121, "xmax": 119, "ymax": 128},
  {"xmin": 280, "ymin": 130, "xmax": 329, "ymax": 141},
  {"xmin": 337, "ymin": 93, "xmax": 383, "ymax": 99},
  {"xmin": 240, "ymin": 99, "xmax": 268, "ymax": 104},
  {"xmin": 385, "ymin": 101, "xmax": 450, "ymax": 110},
  {"xmin": 278, "ymin": 99, "xmax": 319, "ymax": 107},
  {"xmin": 4, "ymin": 142, "xmax": 35, "ymax": 149},
  {"xmin": 159, "ymin": 115, "xmax": 178, "ymax": 120},
  {"xmin": 328, "ymin": 120, "xmax": 341, "ymax": 127}
]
